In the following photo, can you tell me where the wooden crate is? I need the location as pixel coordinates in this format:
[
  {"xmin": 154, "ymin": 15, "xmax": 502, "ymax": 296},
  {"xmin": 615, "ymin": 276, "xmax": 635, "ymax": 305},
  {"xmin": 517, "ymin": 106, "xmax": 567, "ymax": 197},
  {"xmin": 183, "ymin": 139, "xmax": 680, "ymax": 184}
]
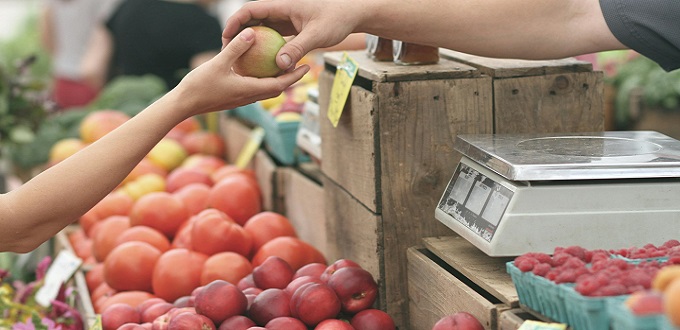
[
  {"xmin": 408, "ymin": 236, "xmax": 518, "ymax": 330},
  {"xmin": 253, "ymin": 149, "xmax": 284, "ymax": 212},
  {"xmin": 440, "ymin": 49, "xmax": 604, "ymax": 134},
  {"xmin": 318, "ymin": 50, "xmax": 604, "ymax": 328},
  {"xmin": 279, "ymin": 163, "xmax": 328, "ymax": 257}
]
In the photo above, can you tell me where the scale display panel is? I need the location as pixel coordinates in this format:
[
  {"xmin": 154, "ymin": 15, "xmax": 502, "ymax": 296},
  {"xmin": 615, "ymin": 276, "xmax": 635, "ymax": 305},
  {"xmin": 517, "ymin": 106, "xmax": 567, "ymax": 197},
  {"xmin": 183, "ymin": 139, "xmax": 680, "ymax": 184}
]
[
  {"xmin": 435, "ymin": 131, "xmax": 680, "ymax": 256},
  {"xmin": 437, "ymin": 162, "xmax": 514, "ymax": 242}
]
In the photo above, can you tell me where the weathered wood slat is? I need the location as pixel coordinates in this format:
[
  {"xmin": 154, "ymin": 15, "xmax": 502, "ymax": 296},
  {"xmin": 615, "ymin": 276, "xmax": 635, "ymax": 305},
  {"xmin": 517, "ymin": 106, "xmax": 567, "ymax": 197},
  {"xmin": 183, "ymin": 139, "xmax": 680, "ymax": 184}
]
[
  {"xmin": 408, "ymin": 247, "xmax": 510, "ymax": 330},
  {"xmin": 422, "ymin": 236, "xmax": 518, "ymax": 306},
  {"xmin": 281, "ymin": 168, "xmax": 327, "ymax": 257}
]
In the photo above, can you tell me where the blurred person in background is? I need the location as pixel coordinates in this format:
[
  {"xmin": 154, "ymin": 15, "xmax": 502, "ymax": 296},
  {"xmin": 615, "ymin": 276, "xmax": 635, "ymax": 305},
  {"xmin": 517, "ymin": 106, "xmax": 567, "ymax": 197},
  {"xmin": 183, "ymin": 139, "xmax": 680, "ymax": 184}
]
[
  {"xmin": 81, "ymin": 0, "xmax": 223, "ymax": 90},
  {"xmin": 39, "ymin": 0, "xmax": 121, "ymax": 109}
]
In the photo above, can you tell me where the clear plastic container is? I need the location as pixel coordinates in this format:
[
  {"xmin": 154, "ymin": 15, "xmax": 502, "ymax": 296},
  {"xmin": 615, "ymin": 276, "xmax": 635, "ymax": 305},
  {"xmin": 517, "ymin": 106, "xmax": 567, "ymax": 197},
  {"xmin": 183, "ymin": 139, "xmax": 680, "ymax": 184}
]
[
  {"xmin": 366, "ymin": 34, "xmax": 394, "ymax": 61},
  {"xmin": 393, "ymin": 40, "xmax": 439, "ymax": 65}
]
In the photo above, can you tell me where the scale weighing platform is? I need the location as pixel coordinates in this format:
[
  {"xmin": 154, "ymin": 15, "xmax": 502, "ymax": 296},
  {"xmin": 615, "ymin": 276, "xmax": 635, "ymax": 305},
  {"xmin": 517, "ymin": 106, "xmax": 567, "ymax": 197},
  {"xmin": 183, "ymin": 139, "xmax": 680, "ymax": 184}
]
[{"xmin": 435, "ymin": 131, "xmax": 680, "ymax": 256}]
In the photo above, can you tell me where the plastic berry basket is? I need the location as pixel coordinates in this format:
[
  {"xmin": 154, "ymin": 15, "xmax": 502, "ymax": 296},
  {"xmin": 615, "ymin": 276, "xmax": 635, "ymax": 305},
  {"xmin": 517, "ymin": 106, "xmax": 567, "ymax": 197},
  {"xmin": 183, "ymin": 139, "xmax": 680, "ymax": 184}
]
[
  {"xmin": 230, "ymin": 102, "xmax": 309, "ymax": 165},
  {"xmin": 229, "ymin": 102, "xmax": 265, "ymax": 126},
  {"xmin": 607, "ymin": 297, "xmax": 663, "ymax": 330},
  {"xmin": 533, "ymin": 277, "xmax": 570, "ymax": 323},
  {"xmin": 609, "ymin": 254, "xmax": 669, "ymax": 265},
  {"xmin": 259, "ymin": 110, "xmax": 309, "ymax": 165},
  {"xmin": 506, "ymin": 262, "xmax": 545, "ymax": 314},
  {"xmin": 562, "ymin": 285, "xmax": 628, "ymax": 330}
]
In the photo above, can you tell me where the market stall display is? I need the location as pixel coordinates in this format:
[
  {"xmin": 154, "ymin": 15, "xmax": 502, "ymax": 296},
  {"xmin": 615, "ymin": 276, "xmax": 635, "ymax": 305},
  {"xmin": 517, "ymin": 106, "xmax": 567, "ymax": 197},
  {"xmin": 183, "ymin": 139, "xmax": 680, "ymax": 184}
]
[{"xmin": 317, "ymin": 50, "xmax": 604, "ymax": 328}]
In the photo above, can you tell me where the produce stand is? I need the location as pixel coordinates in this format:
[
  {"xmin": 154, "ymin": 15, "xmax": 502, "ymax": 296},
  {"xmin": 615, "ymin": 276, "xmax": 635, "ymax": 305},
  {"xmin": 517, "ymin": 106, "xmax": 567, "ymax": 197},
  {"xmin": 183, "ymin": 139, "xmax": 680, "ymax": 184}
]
[{"xmin": 318, "ymin": 50, "xmax": 604, "ymax": 328}]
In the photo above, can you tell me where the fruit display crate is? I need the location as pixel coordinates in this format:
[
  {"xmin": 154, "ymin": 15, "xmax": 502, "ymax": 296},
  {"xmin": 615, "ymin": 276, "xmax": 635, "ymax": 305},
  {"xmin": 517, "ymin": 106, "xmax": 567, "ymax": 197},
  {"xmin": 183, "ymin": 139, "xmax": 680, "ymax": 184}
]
[
  {"xmin": 228, "ymin": 102, "xmax": 309, "ymax": 165},
  {"xmin": 408, "ymin": 236, "xmax": 519, "ymax": 330},
  {"xmin": 318, "ymin": 49, "xmax": 603, "ymax": 329}
]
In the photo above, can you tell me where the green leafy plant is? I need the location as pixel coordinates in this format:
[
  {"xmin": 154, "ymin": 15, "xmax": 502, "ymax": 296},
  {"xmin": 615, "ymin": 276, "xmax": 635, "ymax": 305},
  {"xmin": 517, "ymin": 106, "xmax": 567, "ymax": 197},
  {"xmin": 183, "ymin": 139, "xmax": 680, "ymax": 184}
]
[{"xmin": 606, "ymin": 55, "xmax": 680, "ymax": 128}]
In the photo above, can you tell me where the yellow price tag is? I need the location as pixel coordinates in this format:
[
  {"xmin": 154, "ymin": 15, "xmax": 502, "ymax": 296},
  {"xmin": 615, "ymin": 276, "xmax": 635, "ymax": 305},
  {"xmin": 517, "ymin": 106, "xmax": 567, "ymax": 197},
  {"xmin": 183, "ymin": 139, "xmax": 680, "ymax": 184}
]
[
  {"xmin": 327, "ymin": 52, "xmax": 359, "ymax": 128},
  {"xmin": 235, "ymin": 127, "xmax": 265, "ymax": 169}
]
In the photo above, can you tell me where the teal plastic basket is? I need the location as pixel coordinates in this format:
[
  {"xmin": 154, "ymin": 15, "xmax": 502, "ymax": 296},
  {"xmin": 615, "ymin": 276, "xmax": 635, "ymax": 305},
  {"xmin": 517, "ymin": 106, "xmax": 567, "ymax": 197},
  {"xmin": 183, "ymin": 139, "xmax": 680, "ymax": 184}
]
[
  {"xmin": 562, "ymin": 285, "xmax": 628, "ymax": 330},
  {"xmin": 229, "ymin": 102, "xmax": 264, "ymax": 126},
  {"xmin": 507, "ymin": 262, "xmax": 540, "ymax": 311},
  {"xmin": 607, "ymin": 297, "xmax": 663, "ymax": 330},
  {"xmin": 506, "ymin": 261, "xmax": 569, "ymax": 323},
  {"xmin": 229, "ymin": 102, "xmax": 309, "ymax": 165}
]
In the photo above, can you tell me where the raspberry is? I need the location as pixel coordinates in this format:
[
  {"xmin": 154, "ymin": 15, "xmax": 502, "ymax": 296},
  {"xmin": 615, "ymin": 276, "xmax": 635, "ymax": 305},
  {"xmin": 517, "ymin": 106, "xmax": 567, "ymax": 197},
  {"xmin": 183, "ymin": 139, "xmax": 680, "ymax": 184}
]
[
  {"xmin": 526, "ymin": 253, "xmax": 553, "ymax": 265},
  {"xmin": 546, "ymin": 270, "xmax": 559, "ymax": 281},
  {"xmin": 611, "ymin": 248, "xmax": 629, "ymax": 258},
  {"xmin": 594, "ymin": 283, "xmax": 628, "ymax": 297},
  {"xmin": 575, "ymin": 275, "xmax": 599, "ymax": 296},
  {"xmin": 561, "ymin": 257, "xmax": 586, "ymax": 270},
  {"xmin": 563, "ymin": 246, "xmax": 588, "ymax": 261},
  {"xmin": 629, "ymin": 248, "xmax": 649, "ymax": 259},
  {"xmin": 643, "ymin": 243, "xmax": 658, "ymax": 250},
  {"xmin": 532, "ymin": 263, "xmax": 552, "ymax": 277},
  {"xmin": 667, "ymin": 256, "xmax": 680, "ymax": 265},
  {"xmin": 515, "ymin": 257, "xmax": 539, "ymax": 272},
  {"xmin": 649, "ymin": 250, "xmax": 667, "ymax": 258},
  {"xmin": 552, "ymin": 253, "xmax": 572, "ymax": 266},
  {"xmin": 555, "ymin": 269, "xmax": 579, "ymax": 284},
  {"xmin": 662, "ymin": 239, "xmax": 680, "ymax": 249},
  {"xmin": 621, "ymin": 269, "xmax": 652, "ymax": 289}
]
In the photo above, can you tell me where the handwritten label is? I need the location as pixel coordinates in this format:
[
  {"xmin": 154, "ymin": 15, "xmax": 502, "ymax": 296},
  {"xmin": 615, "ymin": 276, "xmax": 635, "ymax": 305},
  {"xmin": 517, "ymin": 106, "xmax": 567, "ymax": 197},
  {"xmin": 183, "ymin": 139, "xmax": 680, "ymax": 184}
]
[
  {"xmin": 35, "ymin": 250, "xmax": 82, "ymax": 307},
  {"xmin": 235, "ymin": 126, "xmax": 265, "ymax": 169},
  {"xmin": 327, "ymin": 52, "xmax": 359, "ymax": 128}
]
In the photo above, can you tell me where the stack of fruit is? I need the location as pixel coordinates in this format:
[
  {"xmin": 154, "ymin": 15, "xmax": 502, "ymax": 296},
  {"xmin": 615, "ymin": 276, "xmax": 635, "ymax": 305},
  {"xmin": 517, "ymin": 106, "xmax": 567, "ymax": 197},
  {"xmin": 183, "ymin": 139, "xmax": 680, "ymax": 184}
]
[{"xmin": 53, "ymin": 110, "xmax": 398, "ymax": 329}]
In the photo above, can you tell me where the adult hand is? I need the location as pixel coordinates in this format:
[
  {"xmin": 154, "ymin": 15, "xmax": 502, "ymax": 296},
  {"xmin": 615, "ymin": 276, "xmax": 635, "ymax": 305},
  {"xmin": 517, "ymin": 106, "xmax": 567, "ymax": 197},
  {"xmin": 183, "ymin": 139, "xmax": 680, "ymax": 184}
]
[
  {"xmin": 222, "ymin": 0, "xmax": 360, "ymax": 71},
  {"xmin": 175, "ymin": 27, "xmax": 311, "ymax": 116}
]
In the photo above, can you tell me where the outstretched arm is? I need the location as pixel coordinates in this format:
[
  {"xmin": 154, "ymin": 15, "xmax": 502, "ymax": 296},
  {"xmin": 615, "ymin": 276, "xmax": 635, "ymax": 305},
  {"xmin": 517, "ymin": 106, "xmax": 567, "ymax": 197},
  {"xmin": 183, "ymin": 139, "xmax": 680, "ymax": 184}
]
[
  {"xmin": 0, "ymin": 28, "xmax": 310, "ymax": 253},
  {"xmin": 223, "ymin": 0, "xmax": 626, "ymax": 71}
]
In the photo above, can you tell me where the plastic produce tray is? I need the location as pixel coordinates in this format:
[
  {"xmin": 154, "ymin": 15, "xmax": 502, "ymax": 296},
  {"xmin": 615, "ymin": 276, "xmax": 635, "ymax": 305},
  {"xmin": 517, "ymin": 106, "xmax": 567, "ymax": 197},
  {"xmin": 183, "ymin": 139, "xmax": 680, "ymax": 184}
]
[
  {"xmin": 607, "ymin": 296, "xmax": 663, "ymax": 330},
  {"xmin": 229, "ymin": 103, "xmax": 309, "ymax": 165},
  {"xmin": 506, "ymin": 262, "xmax": 569, "ymax": 322}
]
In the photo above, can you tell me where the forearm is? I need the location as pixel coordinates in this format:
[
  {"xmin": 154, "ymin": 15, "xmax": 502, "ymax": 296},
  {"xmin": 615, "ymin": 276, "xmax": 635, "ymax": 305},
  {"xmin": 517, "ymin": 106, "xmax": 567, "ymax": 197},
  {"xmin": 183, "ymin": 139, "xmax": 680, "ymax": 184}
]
[
  {"xmin": 0, "ymin": 90, "xmax": 187, "ymax": 252},
  {"xmin": 358, "ymin": 0, "xmax": 625, "ymax": 59}
]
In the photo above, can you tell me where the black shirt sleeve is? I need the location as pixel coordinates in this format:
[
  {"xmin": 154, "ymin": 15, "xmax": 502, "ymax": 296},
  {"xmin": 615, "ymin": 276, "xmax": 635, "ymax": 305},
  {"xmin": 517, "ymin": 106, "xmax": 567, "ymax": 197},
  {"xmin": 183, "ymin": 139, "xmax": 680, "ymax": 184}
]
[{"xmin": 600, "ymin": 0, "xmax": 680, "ymax": 71}]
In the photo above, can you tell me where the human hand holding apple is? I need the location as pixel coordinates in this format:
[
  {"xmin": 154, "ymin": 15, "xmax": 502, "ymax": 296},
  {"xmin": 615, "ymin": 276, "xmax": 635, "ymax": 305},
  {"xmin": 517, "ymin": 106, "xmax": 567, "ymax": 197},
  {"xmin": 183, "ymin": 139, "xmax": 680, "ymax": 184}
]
[{"xmin": 232, "ymin": 26, "xmax": 287, "ymax": 78}]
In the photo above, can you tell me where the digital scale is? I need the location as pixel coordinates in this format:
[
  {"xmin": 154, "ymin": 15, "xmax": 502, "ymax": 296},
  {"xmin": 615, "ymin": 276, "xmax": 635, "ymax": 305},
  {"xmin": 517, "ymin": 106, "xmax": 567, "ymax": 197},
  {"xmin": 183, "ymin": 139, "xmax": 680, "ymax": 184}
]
[{"xmin": 435, "ymin": 131, "xmax": 680, "ymax": 257}]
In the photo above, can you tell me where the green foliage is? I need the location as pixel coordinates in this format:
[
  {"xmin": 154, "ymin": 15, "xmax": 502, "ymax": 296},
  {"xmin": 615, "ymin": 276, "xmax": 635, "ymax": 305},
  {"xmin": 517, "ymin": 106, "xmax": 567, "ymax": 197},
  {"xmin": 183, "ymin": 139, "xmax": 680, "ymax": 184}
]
[
  {"xmin": 88, "ymin": 74, "xmax": 167, "ymax": 116},
  {"xmin": 0, "ymin": 10, "xmax": 51, "ymax": 84},
  {"xmin": 607, "ymin": 56, "xmax": 680, "ymax": 127},
  {"xmin": 0, "ymin": 56, "xmax": 52, "ymax": 161},
  {"xmin": 7, "ymin": 75, "xmax": 168, "ymax": 170},
  {"xmin": 0, "ymin": 9, "xmax": 53, "ymax": 173}
]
